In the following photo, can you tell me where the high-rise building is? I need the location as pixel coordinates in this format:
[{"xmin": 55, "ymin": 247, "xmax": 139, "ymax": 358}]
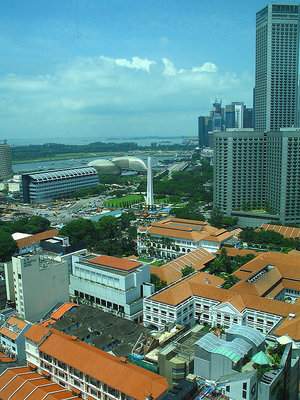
[
  {"xmin": 0, "ymin": 140, "xmax": 13, "ymax": 181},
  {"xmin": 198, "ymin": 116, "xmax": 211, "ymax": 147},
  {"xmin": 255, "ymin": 3, "xmax": 300, "ymax": 130},
  {"xmin": 213, "ymin": 128, "xmax": 300, "ymax": 226}
]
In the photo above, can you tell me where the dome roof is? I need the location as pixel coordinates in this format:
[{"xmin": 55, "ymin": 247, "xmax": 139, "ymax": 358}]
[
  {"xmin": 87, "ymin": 159, "xmax": 122, "ymax": 176},
  {"xmin": 110, "ymin": 156, "xmax": 147, "ymax": 171}
]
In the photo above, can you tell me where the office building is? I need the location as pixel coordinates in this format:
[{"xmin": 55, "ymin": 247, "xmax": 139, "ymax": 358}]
[
  {"xmin": 225, "ymin": 102, "xmax": 253, "ymax": 129},
  {"xmin": 70, "ymin": 254, "xmax": 154, "ymax": 323},
  {"xmin": 213, "ymin": 128, "xmax": 300, "ymax": 226},
  {"xmin": 255, "ymin": 3, "xmax": 300, "ymax": 130},
  {"xmin": 5, "ymin": 253, "xmax": 69, "ymax": 322},
  {"xmin": 0, "ymin": 140, "xmax": 13, "ymax": 181},
  {"xmin": 24, "ymin": 324, "xmax": 169, "ymax": 400},
  {"xmin": 21, "ymin": 167, "xmax": 99, "ymax": 203}
]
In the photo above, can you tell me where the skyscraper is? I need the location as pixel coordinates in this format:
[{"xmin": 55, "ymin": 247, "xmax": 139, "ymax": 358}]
[
  {"xmin": 0, "ymin": 140, "xmax": 13, "ymax": 181},
  {"xmin": 255, "ymin": 3, "xmax": 300, "ymax": 130}
]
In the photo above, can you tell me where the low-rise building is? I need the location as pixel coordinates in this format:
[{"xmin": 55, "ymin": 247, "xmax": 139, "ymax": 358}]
[
  {"xmin": 5, "ymin": 253, "xmax": 69, "ymax": 322},
  {"xmin": 70, "ymin": 254, "xmax": 155, "ymax": 323},
  {"xmin": 24, "ymin": 324, "xmax": 169, "ymax": 400},
  {"xmin": 138, "ymin": 218, "xmax": 235, "ymax": 259},
  {"xmin": 0, "ymin": 316, "xmax": 31, "ymax": 361}
]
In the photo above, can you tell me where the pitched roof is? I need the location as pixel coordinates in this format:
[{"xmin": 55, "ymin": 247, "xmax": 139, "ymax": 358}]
[
  {"xmin": 150, "ymin": 247, "xmax": 215, "ymax": 284},
  {"xmin": 0, "ymin": 367, "xmax": 79, "ymax": 399},
  {"xmin": 88, "ymin": 255, "xmax": 142, "ymax": 271},
  {"xmin": 51, "ymin": 303, "xmax": 78, "ymax": 321},
  {"xmin": 34, "ymin": 328, "xmax": 168, "ymax": 400},
  {"xmin": 0, "ymin": 327, "xmax": 18, "ymax": 341},
  {"xmin": 274, "ymin": 315, "xmax": 300, "ymax": 341},
  {"xmin": 216, "ymin": 248, "xmax": 262, "ymax": 257},
  {"xmin": 141, "ymin": 217, "xmax": 233, "ymax": 243},
  {"xmin": 6, "ymin": 316, "xmax": 28, "ymax": 331},
  {"xmin": 259, "ymin": 224, "xmax": 300, "ymax": 239},
  {"xmin": 24, "ymin": 324, "xmax": 52, "ymax": 344},
  {"xmin": 16, "ymin": 229, "xmax": 59, "ymax": 249}
]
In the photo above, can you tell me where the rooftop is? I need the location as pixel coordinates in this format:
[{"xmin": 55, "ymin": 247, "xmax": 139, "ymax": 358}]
[
  {"xmin": 140, "ymin": 217, "xmax": 234, "ymax": 243},
  {"xmin": 150, "ymin": 247, "xmax": 215, "ymax": 284},
  {"xmin": 16, "ymin": 229, "xmax": 59, "ymax": 249},
  {"xmin": 88, "ymin": 255, "xmax": 142, "ymax": 271},
  {"xmin": 0, "ymin": 366, "xmax": 80, "ymax": 400},
  {"xmin": 259, "ymin": 224, "xmax": 300, "ymax": 239},
  {"xmin": 25, "ymin": 325, "xmax": 168, "ymax": 400}
]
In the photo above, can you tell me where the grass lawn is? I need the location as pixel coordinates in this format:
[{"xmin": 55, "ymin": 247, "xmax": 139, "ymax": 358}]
[
  {"xmin": 138, "ymin": 258, "xmax": 153, "ymax": 263},
  {"xmin": 104, "ymin": 194, "xmax": 144, "ymax": 207},
  {"xmin": 151, "ymin": 261, "xmax": 165, "ymax": 267}
]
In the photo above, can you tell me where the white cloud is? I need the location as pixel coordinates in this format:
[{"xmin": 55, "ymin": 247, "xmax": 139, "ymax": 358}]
[
  {"xmin": 115, "ymin": 56, "xmax": 155, "ymax": 72},
  {"xmin": 0, "ymin": 55, "xmax": 253, "ymax": 139},
  {"xmin": 192, "ymin": 62, "xmax": 218, "ymax": 73}
]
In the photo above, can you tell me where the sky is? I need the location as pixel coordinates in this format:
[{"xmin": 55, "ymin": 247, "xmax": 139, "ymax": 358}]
[{"xmin": 0, "ymin": 0, "xmax": 287, "ymax": 143}]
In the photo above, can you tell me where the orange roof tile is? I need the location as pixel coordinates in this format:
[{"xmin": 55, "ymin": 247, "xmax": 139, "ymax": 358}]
[
  {"xmin": 51, "ymin": 302, "xmax": 78, "ymax": 321},
  {"xmin": 36, "ymin": 328, "xmax": 168, "ymax": 400},
  {"xmin": 216, "ymin": 248, "xmax": 262, "ymax": 257},
  {"xmin": 0, "ymin": 351, "xmax": 16, "ymax": 363},
  {"xmin": 0, "ymin": 327, "xmax": 18, "ymax": 341},
  {"xmin": 259, "ymin": 224, "xmax": 300, "ymax": 239},
  {"xmin": 6, "ymin": 316, "xmax": 28, "ymax": 331},
  {"xmin": 141, "ymin": 217, "xmax": 234, "ymax": 243},
  {"xmin": 274, "ymin": 315, "xmax": 300, "ymax": 341},
  {"xmin": 88, "ymin": 255, "xmax": 142, "ymax": 271},
  {"xmin": 150, "ymin": 248, "xmax": 215, "ymax": 284},
  {"xmin": 24, "ymin": 324, "xmax": 51, "ymax": 343},
  {"xmin": 16, "ymin": 229, "xmax": 59, "ymax": 249},
  {"xmin": 0, "ymin": 367, "xmax": 79, "ymax": 400}
]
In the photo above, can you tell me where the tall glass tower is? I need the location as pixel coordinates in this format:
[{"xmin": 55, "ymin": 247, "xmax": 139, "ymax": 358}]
[{"xmin": 255, "ymin": 3, "xmax": 300, "ymax": 131}]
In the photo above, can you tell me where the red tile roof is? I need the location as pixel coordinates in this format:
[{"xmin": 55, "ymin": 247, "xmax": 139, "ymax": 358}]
[
  {"xmin": 88, "ymin": 255, "xmax": 142, "ymax": 271},
  {"xmin": 140, "ymin": 217, "xmax": 233, "ymax": 243},
  {"xmin": 51, "ymin": 303, "xmax": 78, "ymax": 321},
  {"xmin": 16, "ymin": 229, "xmax": 59, "ymax": 249},
  {"xmin": 6, "ymin": 316, "xmax": 28, "ymax": 331},
  {"xmin": 0, "ymin": 327, "xmax": 18, "ymax": 341},
  {"xmin": 0, "ymin": 351, "xmax": 16, "ymax": 363},
  {"xmin": 0, "ymin": 367, "xmax": 80, "ymax": 399},
  {"xmin": 29, "ymin": 326, "xmax": 168, "ymax": 400},
  {"xmin": 259, "ymin": 224, "xmax": 300, "ymax": 239}
]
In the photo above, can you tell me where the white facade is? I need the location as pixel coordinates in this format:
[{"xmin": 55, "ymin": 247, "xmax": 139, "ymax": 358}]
[
  {"xmin": 143, "ymin": 291, "xmax": 283, "ymax": 335},
  {"xmin": 10, "ymin": 253, "xmax": 69, "ymax": 322},
  {"xmin": 146, "ymin": 157, "xmax": 154, "ymax": 206},
  {"xmin": 70, "ymin": 254, "xmax": 154, "ymax": 323},
  {"xmin": 137, "ymin": 231, "xmax": 224, "ymax": 259}
]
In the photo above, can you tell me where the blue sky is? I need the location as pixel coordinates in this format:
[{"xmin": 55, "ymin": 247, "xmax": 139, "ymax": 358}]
[{"xmin": 0, "ymin": 0, "xmax": 282, "ymax": 142}]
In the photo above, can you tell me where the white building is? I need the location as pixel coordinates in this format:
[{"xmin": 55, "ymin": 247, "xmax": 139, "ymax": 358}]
[
  {"xmin": 5, "ymin": 253, "xmax": 69, "ymax": 322},
  {"xmin": 137, "ymin": 218, "xmax": 234, "ymax": 259},
  {"xmin": 70, "ymin": 254, "xmax": 155, "ymax": 323}
]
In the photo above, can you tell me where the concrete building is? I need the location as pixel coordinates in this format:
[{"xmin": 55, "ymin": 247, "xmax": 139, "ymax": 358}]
[
  {"xmin": 137, "ymin": 218, "xmax": 235, "ymax": 259},
  {"xmin": 146, "ymin": 157, "xmax": 154, "ymax": 206},
  {"xmin": 225, "ymin": 102, "xmax": 253, "ymax": 129},
  {"xmin": 0, "ymin": 140, "xmax": 13, "ymax": 181},
  {"xmin": 70, "ymin": 254, "xmax": 154, "ymax": 323},
  {"xmin": 213, "ymin": 128, "xmax": 300, "ymax": 226},
  {"xmin": 5, "ymin": 253, "xmax": 69, "ymax": 322},
  {"xmin": 24, "ymin": 324, "xmax": 169, "ymax": 400},
  {"xmin": 0, "ymin": 316, "xmax": 31, "ymax": 361},
  {"xmin": 255, "ymin": 3, "xmax": 300, "ymax": 131},
  {"xmin": 21, "ymin": 167, "xmax": 99, "ymax": 203}
]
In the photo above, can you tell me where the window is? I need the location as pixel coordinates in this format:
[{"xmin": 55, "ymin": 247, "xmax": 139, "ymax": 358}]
[{"xmin": 226, "ymin": 386, "xmax": 230, "ymax": 392}]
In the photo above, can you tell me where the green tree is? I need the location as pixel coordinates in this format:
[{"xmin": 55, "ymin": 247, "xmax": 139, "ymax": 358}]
[
  {"xmin": 223, "ymin": 275, "xmax": 240, "ymax": 289},
  {"xmin": 0, "ymin": 231, "xmax": 19, "ymax": 262},
  {"xmin": 24, "ymin": 216, "xmax": 51, "ymax": 234},
  {"xmin": 181, "ymin": 265, "xmax": 195, "ymax": 277},
  {"xmin": 59, "ymin": 219, "xmax": 96, "ymax": 247},
  {"xmin": 208, "ymin": 208, "xmax": 224, "ymax": 229},
  {"xmin": 151, "ymin": 274, "xmax": 167, "ymax": 291}
]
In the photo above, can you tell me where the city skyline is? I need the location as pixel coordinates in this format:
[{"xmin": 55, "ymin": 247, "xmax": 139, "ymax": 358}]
[{"xmin": 0, "ymin": 0, "xmax": 295, "ymax": 141}]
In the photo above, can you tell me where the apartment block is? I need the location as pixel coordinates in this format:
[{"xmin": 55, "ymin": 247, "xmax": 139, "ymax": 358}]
[
  {"xmin": 70, "ymin": 254, "xmax": 154, "ymax": 323},
  {"xmin": 213, "ymin": 128, "xmax": 300, "ymax": 226},
  {"xmin": 0, "ymin": 140, "xmax": 13, "ymax": 181}
]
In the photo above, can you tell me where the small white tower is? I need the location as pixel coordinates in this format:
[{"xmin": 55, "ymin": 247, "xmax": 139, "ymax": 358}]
[{"xmin": 146, "ymin": 157, "xmax": 154, "ymax": 206}]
